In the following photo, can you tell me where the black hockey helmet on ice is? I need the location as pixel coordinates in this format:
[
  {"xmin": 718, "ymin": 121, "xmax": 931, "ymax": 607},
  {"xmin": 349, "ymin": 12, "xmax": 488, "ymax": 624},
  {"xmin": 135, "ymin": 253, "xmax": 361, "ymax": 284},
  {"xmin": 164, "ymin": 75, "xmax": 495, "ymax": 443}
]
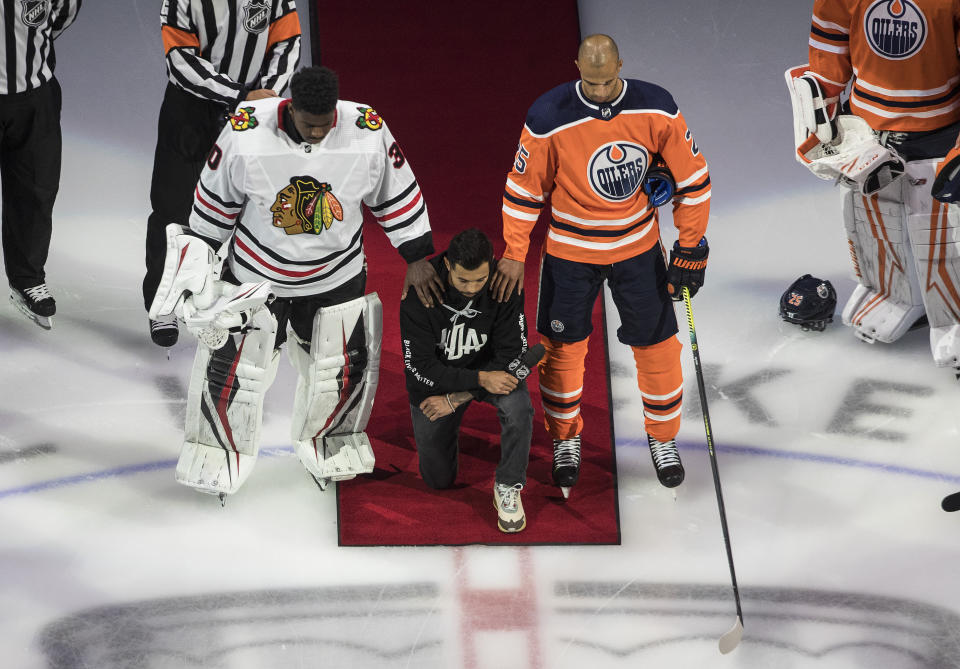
[{"xmin": 779, "ymin": 274, "xmax": 836, "ymax": 332}]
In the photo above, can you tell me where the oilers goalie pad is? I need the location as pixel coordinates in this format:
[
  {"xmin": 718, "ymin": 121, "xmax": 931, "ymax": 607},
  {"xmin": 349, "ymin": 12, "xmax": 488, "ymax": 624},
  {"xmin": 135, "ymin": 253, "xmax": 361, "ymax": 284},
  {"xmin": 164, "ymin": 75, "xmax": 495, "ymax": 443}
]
[
  {"xmin": 287, "ymin": 294, "xmax": 382, "ymax": 482},
  {"xmin": 176, "ymin": 306, "xmax": 279, "ymax": 495}
]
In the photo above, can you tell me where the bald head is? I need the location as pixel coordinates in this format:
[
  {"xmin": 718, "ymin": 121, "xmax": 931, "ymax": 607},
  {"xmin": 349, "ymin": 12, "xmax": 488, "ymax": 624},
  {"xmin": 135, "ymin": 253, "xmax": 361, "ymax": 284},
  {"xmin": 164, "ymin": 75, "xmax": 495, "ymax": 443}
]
[
  {"xmin": 577, "ymin": 34, "xmax": 620, "ymax": 67},
  {"xmin": 575, "ymin": 34, "xmax": 623, "ymax": 103}
]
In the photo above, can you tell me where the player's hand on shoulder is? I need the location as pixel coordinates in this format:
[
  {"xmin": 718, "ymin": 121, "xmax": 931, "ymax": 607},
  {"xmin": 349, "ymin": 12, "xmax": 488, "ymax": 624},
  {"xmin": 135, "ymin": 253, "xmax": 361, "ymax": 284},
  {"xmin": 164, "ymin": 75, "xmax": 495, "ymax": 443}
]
[
  {"xmin": 667, "ymin": 237, "xmax": 709, "ymax": 300},
  {"xmin": 245, "ymin": 89, "xmax": 277, "ymax": 101},
  {"xmin": 491, "ymin": 257, "xmax": 524, "ymax": 303},
  {"xmin": 403, "ymin": 257, "xmax": 444, "ymax": 308}
]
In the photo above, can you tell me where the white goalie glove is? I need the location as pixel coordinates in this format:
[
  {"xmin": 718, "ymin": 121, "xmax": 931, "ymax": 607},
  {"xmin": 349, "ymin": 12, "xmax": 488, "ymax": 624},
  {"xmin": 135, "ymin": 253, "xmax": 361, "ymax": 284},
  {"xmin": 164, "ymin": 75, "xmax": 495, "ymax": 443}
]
[
  {"xmin": 148, "ymin": 224, "xmax": 273, "ymax": 349},
  {"xmin": 785, "ymin": 65, "xmax": 904, "ymax": 195}
]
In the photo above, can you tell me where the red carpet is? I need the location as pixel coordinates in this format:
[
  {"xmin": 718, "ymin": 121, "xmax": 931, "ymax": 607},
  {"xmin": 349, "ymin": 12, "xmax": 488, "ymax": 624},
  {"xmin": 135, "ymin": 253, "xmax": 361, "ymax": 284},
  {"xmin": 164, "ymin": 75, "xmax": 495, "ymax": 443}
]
[{"xmin": 313, "ymin": 2, "xmax": 621, "ymax": 545}]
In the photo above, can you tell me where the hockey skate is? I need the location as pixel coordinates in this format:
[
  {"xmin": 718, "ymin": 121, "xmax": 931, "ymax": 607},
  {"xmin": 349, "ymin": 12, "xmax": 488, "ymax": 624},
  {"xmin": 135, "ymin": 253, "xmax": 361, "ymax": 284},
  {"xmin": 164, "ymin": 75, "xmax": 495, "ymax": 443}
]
[
  {"xmin": 648, "ymin": 435, "xmax": 684, "ymax": 488},
  {"xmin": 494, "ymin": 482, "xmax": 526, "ymax": 533},
  {"xmin": 10, "ymin": 283, "xmax": 55, "ymax": 330},
  {"xmin": 552, "ymin": 435, "xmax": 581, "ymax": 498}
]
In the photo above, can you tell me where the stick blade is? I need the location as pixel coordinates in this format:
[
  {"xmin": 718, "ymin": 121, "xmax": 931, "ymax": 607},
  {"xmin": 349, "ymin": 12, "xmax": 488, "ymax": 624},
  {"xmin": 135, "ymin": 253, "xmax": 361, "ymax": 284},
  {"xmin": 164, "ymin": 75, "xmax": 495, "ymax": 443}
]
[
  {"xmin": 718, "ymin": 616, "xmax": 743, "ymax": 654},
  {"xmin": 942, "ymin": 491, "xmax": 960, "ymax": 512}
]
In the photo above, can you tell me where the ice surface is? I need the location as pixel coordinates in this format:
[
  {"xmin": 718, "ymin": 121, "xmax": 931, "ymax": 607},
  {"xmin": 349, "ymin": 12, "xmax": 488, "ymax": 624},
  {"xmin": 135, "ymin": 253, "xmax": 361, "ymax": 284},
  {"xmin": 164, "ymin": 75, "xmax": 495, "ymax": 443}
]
[{"xmin": 1, "ymin": 1, "xmax": 959, "ymax": 667}]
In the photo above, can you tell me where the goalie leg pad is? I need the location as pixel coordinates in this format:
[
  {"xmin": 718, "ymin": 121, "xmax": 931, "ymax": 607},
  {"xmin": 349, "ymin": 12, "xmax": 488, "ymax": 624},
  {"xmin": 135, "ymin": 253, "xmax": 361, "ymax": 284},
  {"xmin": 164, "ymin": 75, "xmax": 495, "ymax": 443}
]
[
  {"xmin": 177, "ymin": 306, "xmax": 279, "ymax": 495},
  {"xmin": 902, "ymin": 159, "xmax": 960, "ymax": 367},
  {"xmin": 148, "ymin": 224, "xmax": 219, "ymax": 319},
  {"xmin": 841, "ymin": 185, "xmax": 925, "ymax": 344},
  {"xmin": 287, "ymin": 293, "xmax": 383, "ymax": 479}
]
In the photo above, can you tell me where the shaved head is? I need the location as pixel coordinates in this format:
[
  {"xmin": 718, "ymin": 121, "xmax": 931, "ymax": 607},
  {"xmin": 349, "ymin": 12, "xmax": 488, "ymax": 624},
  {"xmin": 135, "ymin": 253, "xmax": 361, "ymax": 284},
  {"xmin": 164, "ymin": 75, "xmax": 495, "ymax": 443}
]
[
  {"xmin": 575, "ymin": 34, "xmax": 623, "ymax": 103},
  {"xmin": 577, "ymin": 34, "xmax": 620, "ymax": 67}
]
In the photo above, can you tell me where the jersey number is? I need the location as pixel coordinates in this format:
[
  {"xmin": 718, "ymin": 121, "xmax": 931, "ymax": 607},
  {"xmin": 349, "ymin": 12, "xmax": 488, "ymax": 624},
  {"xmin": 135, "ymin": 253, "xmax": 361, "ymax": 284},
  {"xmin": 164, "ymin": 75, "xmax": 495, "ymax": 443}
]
[
  {"xmin": 514, "ymin": 143, "xmax": 530, "ymax": 173},
  {"xmin": 388, "ymin": 141, "xmax": 406, "ymax": 168},
  {"xmin": 684, "ymin": 129, "xmax": 700, "ymax": 157},
  {"xmin": 207, "ymin": 144, "xmax": 223, "ymax": 170}
]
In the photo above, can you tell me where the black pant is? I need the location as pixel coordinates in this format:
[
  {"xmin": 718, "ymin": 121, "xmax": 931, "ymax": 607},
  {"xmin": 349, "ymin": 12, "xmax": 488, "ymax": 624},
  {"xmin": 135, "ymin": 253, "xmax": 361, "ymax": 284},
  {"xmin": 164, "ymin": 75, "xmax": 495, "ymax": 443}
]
[
  {"xmin": 410, "ymin": 383, "xmax": 533, "ymax": 489},
  {"xmin": 0, "ymin": 79, "xmax": 62, "ymax": 290},
  {"xmin": 143, "ymin": 83, "xmax": 227, "ymax": 311}
]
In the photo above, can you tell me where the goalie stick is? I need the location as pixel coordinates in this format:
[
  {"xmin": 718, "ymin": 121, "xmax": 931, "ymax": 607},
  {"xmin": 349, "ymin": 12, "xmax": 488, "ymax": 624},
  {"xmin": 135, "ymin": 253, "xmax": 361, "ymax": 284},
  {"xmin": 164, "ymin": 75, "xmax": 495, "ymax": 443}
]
[
  {"xmin": 942, "ymin": 492, "xmax": 960, "ymax": 512},
  {"xmin": 682, "ymin": 286, "xmax": 744, "ymax": 654}
]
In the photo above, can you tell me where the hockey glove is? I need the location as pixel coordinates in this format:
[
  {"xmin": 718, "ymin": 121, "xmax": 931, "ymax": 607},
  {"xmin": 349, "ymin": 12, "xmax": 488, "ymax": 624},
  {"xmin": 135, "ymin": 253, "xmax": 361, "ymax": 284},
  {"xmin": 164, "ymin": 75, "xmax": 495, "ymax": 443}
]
[
  {"xmin": 643, "ymin": 159, "xmax": 675, "ymax": 207},
  {"xmin": 667, "ymin": 238, "xmax": 708, "ymax": 300},
  {"xmin": 933, "ymin": 146, "xmax": 960, "ymax": 203}
]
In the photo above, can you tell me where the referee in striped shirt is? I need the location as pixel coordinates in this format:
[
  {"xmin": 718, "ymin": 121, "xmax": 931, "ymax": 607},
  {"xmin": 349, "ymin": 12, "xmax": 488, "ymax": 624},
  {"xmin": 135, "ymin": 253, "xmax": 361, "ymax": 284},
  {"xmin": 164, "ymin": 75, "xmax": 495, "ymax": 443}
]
[
  {"xmin": 1, "ymin": 0, "xmax": 81, "ymax": 329},
  {"xmin": 145, "ymin": 0, "xmax": 301, "ymax": 346}
]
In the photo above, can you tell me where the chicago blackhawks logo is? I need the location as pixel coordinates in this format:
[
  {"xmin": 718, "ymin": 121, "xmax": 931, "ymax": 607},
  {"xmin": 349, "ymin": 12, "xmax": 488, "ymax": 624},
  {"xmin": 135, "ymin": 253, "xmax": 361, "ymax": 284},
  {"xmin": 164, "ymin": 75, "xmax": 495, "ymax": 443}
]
[
  {"xmin": 271, "ymin": 176, "xmax": 344, "ymax": 236},
  {"xmin": 20, "ymin": 0, "xmax": 48, "ymax": 27},
  {"xmin": 863, "ymin": 0, "xmax": 926, "ymax": 60},
  {"xmin": 228, "ymin": 107, "xmax": 259, "ymax": 131},
  {"xmin": 587, "ymin": 141, "xmax": 649, "ymax": 202},
  {"xmin": 355, "ymin": 107, "xmax": 383, "ymax": 131},
  {"xmin": 242, "ymin": 0, "xmax": 270, "ymax": 34}
]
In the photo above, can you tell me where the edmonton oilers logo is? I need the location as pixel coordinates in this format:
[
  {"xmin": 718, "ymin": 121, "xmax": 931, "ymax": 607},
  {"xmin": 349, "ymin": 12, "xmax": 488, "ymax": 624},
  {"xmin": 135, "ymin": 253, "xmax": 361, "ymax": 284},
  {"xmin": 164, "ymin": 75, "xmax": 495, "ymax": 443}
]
[
  {"xmin": 863, "ymin": 0, "xmax": 926, "ymax": 59},
  {"xmin": 587, "ymin": 142, "xmax": 648, "ymax": 202}
]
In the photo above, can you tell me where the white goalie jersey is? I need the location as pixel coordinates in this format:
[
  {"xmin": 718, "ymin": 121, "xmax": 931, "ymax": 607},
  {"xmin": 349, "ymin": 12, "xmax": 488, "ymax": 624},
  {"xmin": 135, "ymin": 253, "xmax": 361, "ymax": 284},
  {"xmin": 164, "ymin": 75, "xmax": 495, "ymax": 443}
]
[{"xmin": 189, "ymin": 97, "xmax": 431, "ymax": 297}]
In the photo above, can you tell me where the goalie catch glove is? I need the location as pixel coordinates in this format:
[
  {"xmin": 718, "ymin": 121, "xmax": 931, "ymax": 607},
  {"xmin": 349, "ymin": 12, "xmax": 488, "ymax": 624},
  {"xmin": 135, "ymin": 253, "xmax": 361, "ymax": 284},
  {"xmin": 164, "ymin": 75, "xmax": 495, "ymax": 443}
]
[{"xmin": 667, "ymin": 237, "xmax": 708, "ymax": 300}]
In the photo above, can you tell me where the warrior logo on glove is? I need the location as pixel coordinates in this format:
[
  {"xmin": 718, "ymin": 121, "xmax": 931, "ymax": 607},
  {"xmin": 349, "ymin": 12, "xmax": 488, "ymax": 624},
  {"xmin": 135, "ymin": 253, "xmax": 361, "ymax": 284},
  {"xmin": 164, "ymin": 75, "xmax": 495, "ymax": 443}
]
[
  {"xmin": 271, "ymin": 176, "xmax": 344, "ymax": 236},
  {"xmin": 667, "ymin": 238, "xmax": 709, "ymax": 300}
]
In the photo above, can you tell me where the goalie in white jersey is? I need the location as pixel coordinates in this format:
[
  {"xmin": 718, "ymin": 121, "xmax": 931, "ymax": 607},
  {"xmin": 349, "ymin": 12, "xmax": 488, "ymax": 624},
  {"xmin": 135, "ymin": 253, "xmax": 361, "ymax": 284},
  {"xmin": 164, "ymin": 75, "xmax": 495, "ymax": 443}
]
[{"xmin": 149, "ymin": 66, "xmax": 443, "ymax": 497}]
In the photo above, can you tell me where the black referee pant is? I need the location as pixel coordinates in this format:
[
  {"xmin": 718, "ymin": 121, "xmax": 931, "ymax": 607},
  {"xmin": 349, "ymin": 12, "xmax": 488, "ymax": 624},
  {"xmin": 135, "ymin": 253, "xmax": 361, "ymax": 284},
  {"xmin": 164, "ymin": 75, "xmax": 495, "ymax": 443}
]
[
  {"xmin": 0, "ymin": 78, "xmax": 61, "ymax": 291},
  {"xmin": 143, "ymin": 83, "xmax": 227, "ymax": 312}
]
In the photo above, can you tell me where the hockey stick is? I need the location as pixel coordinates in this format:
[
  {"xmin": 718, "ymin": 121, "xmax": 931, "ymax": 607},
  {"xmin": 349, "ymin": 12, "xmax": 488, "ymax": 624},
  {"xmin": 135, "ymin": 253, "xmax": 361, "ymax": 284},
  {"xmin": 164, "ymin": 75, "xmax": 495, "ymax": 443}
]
[{"xmin": 681, "ymin": 286, "xmax": 744, "ymax": 654}]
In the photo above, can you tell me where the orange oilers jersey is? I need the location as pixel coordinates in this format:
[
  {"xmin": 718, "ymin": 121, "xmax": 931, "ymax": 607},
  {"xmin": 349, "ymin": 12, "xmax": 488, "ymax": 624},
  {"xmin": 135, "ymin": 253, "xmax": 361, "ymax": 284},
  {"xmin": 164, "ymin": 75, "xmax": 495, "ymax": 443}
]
[
  {"xmin": 501, "ymin": 79, "xmax": 710, "ymax": 265},
  {"xmin": 808, "ymin": 0, "xmax": 960, "ymax": 132}
]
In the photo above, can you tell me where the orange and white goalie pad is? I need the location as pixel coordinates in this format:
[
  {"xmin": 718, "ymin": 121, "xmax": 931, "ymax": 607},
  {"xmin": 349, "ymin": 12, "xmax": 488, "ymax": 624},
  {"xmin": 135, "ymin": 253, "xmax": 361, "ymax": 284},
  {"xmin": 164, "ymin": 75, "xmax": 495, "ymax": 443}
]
[
  {"xmin": 843, "ymin": 158, "xmax": 960, "ymax": 366},
  {"xmin": 287, "ymin": 294, "xmax": 382, "ymax": 486}
]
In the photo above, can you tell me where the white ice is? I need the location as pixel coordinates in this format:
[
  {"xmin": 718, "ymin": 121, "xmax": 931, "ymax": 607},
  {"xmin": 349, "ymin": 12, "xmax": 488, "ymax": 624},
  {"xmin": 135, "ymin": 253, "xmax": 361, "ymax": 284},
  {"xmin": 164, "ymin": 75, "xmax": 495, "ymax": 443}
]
[{"xmin": 2, "ymin": 1, "xmax": 959, "ymax": 667}]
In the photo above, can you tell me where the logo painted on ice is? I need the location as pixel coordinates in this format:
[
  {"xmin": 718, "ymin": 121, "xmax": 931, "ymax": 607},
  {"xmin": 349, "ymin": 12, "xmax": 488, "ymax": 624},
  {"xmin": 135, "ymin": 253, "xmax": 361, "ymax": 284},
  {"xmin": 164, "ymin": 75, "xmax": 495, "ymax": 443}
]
[
  {"xmin": 587, "ymin": 142, "xmax": 649, "ymax": 202},
  {"xmin": 242, "ymin": 0, "xmax": 270, "ymax": 34},
  {"xmin": 863, "ymin": 0, "xmax": 927, "ymax": 60},
  {"xmin": 20, "ymin": 0, "xmax": 48, "ymax": 27}
]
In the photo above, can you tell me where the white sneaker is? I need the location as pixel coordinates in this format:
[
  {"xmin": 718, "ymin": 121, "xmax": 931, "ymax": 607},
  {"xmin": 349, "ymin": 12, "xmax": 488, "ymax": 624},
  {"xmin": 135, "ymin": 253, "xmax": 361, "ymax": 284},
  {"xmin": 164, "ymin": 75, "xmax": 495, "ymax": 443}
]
[{"xmin": 494, "ymin": 482, "xmax": 526, "ymax": 533}]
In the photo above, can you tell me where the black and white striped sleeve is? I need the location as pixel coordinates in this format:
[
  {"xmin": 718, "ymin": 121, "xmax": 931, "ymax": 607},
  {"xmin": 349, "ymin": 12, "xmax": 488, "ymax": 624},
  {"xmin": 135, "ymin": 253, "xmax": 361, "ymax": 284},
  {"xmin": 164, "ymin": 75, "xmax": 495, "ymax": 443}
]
[
  {"xmin": 258, "ymin": 0, "xmax": 300, "ymax": 93},
  {"xmin": 365, "ymin": 121, "xmax": 433, "ymax": 263},
  {"xmin": 160, "ymin": 0, "xmax": 243, "ymax": 107},
  {"xmin": 50, "ymin": 0, "xmax": 81, "ymax": 39}
]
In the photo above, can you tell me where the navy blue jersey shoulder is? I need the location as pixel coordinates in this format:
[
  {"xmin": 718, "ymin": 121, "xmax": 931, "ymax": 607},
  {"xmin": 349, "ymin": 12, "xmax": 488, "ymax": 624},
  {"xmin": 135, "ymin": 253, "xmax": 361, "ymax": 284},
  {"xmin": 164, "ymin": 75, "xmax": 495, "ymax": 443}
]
[
  {"xmin": 525, "ymin": 79, "xmax": 679, "ymax": 135},
  {"xmin": 621, "ymin": 79, "xmax": 679, "ymax": 115},
  {"xmin": 524, "ymin": 81, "xmax": 582, "ymax": 136}
]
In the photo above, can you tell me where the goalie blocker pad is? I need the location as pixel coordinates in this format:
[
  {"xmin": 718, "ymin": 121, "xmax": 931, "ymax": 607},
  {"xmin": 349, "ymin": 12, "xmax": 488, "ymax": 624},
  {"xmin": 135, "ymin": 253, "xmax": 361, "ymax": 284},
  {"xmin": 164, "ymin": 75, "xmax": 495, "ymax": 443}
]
[
  {"xmin": 288, "ymin": 293, "xmax": 382, "ymax": 482},
  {"xmin": 176, "ymin": 306, "xmax": 279, "ymax": 495}
]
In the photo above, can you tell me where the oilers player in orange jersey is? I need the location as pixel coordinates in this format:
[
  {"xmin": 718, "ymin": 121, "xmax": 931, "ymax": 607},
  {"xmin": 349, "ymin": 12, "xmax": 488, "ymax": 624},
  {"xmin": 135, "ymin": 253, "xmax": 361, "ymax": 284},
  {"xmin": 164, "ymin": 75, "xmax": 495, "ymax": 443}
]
[
  {"xmin": 785, "ymin": 0, "xmax": 960, "ymax": 371},
  {"xmin": 491, "ymin": 34, "xmax": 711, "ymax": 495}
]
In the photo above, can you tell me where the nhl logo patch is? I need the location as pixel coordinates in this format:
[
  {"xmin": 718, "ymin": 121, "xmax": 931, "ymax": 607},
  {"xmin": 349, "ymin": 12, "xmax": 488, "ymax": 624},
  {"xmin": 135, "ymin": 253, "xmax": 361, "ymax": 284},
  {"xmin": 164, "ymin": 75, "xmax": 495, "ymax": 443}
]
[
  {"xmin": 863, "ymin": 0, "xmax": 927, "ymax": 60},
  {"xmin": 242, "ymin": 0, "xmax": 270, "ymax": 34},
  {"xmin": 20, "ymin": 0, "xmax": 48, "ymax": 27}
]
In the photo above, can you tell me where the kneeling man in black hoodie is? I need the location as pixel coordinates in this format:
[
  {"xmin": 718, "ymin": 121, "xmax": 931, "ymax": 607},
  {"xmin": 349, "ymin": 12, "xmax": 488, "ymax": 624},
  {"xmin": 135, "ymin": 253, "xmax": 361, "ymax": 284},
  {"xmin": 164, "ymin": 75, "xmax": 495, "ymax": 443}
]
[{"xmin": 400, "ymin": 228, "xmax": 534, "ymax": 533}]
